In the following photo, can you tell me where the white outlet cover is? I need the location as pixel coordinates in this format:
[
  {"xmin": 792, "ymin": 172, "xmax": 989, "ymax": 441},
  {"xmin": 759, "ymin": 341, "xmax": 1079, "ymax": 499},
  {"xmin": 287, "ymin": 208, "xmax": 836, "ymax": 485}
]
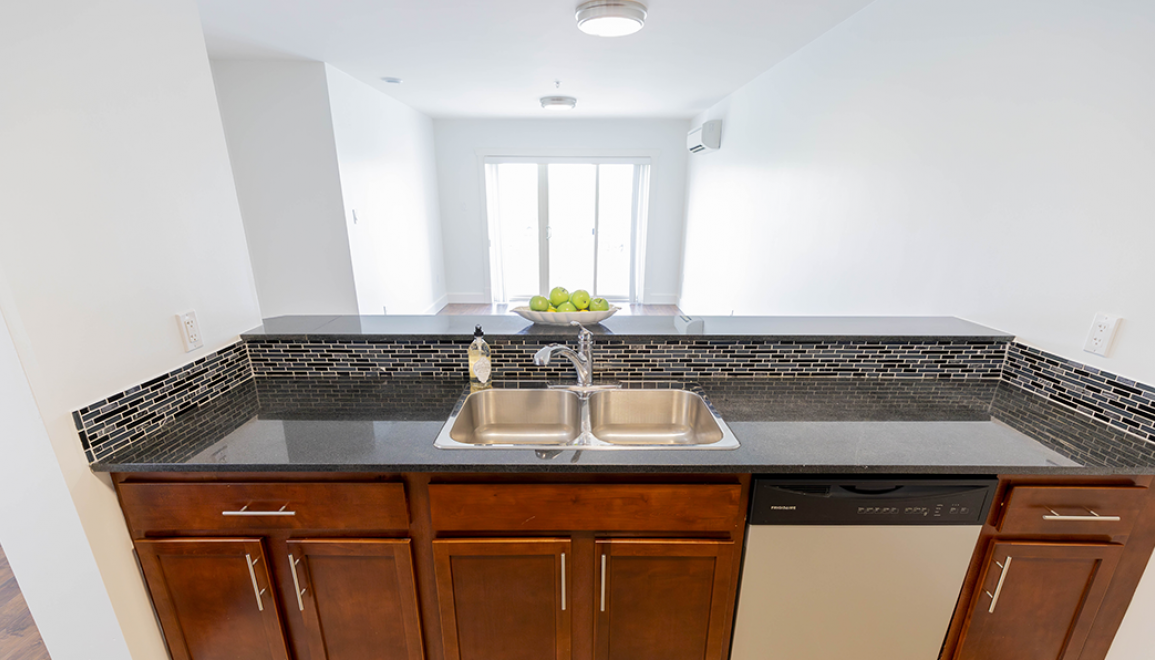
[
  {"xmin": 1083, "ymin": 312, "xmax": 1121, "ymax": 357},
  {"xmin": 178, "ymin": 311, "xmax": 203, "ymax": 352}
]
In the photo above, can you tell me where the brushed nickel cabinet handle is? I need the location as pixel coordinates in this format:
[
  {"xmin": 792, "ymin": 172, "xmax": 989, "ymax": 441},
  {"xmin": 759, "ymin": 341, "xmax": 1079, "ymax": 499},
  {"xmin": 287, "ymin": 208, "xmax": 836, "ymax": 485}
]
[
  {"xmin": 988, "ymin": 557, "xmax": 1012, "ymax": 614},
  {"xmin": 560, "ymin": 553, "xmax": 567, "ymax": 611},
  {"xmin": 600, "ymin": 554, "xmax": 607, "ymax": 613},
  {"xmin": 245, "ymin": 553, "xmax": 265, "ymax": 612},
  {"xmin": 223, "ymin": 504, "xmax": 296, "ymax": 517},
  {"xmin": 1043, "ymin": 508, "xmax": 1120, "ymax": 522},
  {"xmin": 289, "ymin": 554, "xmax": 306, "ymax": 612}
]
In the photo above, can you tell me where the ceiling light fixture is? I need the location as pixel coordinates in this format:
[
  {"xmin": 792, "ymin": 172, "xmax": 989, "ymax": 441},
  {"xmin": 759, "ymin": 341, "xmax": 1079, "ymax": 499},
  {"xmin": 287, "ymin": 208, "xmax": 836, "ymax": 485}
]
[
  {"xmin": 575, "ymin": 0, "xmax": 647, "ymax": 37},
  {"xmin": 380, "ymin": 77, "xmax": 403, "ymax": 84},
  {"xmin": 540, "ymin": 96, "xmax": 578, "ymax": 111}
]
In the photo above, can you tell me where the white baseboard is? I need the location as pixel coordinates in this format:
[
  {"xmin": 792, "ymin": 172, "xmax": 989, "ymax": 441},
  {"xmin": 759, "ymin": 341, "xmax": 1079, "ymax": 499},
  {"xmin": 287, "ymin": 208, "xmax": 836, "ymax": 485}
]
[
  {"xmin": 423, "ymin": 294, "xmax": 450, "ymax": 315},
  {"xmin": 446, "ymin": 293, "xmax": 489, "ymax": 304}
]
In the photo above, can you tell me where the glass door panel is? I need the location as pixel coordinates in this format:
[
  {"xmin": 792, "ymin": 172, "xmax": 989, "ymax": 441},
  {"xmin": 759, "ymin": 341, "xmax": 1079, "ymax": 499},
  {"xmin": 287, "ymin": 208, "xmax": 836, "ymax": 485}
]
[
  {"xmin": 494, "ymin": 163, "xmax": 539, "ymax": 301},
  {"xmin": 546, "ymin": 164, "xmax": 596, "ymax": 295},
  {"xmin": 595, "ymin": 164, "xmax": 634, "ymax": 300}
]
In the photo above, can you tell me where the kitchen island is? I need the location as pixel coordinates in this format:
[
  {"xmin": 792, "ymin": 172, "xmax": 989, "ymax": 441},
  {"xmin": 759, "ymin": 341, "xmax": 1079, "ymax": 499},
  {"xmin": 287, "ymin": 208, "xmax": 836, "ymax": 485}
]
[{"xmin": 79, "ymin": 315, "xmax": 1155, "ymax": 660}]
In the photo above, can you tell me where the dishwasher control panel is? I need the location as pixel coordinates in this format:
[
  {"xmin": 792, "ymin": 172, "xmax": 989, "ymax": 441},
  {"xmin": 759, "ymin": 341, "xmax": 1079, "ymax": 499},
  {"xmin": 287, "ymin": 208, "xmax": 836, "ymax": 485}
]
[{"xmin": 750, "ymin": 478, "xmax": 997, "ymax": 525}]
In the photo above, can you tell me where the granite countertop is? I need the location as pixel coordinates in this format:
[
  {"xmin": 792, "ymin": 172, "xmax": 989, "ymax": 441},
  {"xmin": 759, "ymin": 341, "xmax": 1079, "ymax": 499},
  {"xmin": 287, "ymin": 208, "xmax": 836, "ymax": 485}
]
[
  {"xmin": 91, "ymin": 376, "xmax": 1155, "ymax": 475},
  {"xmin": 241, "ymin": 315, "xmax": 1015, "ymax": 341}
]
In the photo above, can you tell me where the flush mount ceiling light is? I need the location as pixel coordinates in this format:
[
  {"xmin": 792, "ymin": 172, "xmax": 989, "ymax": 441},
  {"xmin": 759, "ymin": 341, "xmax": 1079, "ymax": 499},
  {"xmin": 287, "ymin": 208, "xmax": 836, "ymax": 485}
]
[
  {"xmin": 575, "ymin": 0, "xmax": 647, "ymax": 37},
  {"xmin": 540, "ymin": 96, "xmax": 578, "ymax": 111}
]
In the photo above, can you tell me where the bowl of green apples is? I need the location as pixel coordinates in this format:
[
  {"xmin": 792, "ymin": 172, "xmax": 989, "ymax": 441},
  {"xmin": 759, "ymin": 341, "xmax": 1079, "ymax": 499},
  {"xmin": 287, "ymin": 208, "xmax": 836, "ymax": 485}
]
[{"xmin": 512, "ymin": 287, "xmax": 619, "ymax": 326}]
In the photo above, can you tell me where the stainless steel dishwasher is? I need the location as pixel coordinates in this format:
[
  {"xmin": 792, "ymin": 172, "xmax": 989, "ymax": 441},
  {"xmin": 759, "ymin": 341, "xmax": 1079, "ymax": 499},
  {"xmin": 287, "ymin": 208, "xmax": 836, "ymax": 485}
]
[{"xmin": 731, "ymin": 477, "xmax": 997, "ymax": 660}]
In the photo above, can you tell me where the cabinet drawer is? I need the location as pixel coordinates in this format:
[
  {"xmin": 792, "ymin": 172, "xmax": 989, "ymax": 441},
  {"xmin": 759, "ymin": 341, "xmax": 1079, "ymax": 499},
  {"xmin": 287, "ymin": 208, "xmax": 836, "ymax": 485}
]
[
  {"xmin": 429, "ymin": 484, "xmax": 742, "ymax": 532},
  {"xmin": 119, "ymin": 483, "xmax": 409, "ymax": 533},
  {"xmin": 998, "ymin": 486, "xmax": 1147, "ymax": 537}
]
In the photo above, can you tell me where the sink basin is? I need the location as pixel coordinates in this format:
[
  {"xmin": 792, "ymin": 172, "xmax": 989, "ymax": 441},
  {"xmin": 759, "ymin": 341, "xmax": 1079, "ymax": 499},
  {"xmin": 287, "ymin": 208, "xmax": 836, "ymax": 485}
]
[
  {"xmin": 435, "ymin": 386, "xmax": 739, "ymax": 451},
  {"xmin": 589, "ymin": 390, "xmax": 725, "ymax": 445},
  {"xmin": 445, "ymin": 389, "xmax": 581, "ymax": 446}
]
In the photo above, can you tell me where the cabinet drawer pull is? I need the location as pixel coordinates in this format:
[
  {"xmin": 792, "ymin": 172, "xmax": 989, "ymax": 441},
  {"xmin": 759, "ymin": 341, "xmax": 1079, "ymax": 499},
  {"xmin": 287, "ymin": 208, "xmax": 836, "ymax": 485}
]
[
  {"xmin": 600, "ymin": 554, "xmax": 607, "ymax": 613},
  {"xmin": 222, "ymin": 504, "xmax": 296, "ymax": 517},
  {"xmin": 245, "ymin": 553, "xmax": 265, "ymax": 612},
  {"xmin": 560, "ymin": 552, "xmax": 567, "ymax": 612},
  {"xmin": 289, "ymin": 554, "xmax": 306, "ymax": 612},
  {"xmin": 1043, "ymin": 508, "xmax": 1120, "ymax": 522},
  {"xmin": 987, "ymin": 557, "xmax": 1012, "ymax": 614}
]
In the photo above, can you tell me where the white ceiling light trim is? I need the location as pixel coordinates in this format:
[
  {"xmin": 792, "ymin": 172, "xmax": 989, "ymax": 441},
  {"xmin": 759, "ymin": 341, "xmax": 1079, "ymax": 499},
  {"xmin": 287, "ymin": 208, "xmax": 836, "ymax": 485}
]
[
  {"xmin": 540, "ymin": 96, "xmax": 578, "ymax": 111},
  {"xmin": 575, "ymin": 0, "xmax": 648, "ymax": 37}
]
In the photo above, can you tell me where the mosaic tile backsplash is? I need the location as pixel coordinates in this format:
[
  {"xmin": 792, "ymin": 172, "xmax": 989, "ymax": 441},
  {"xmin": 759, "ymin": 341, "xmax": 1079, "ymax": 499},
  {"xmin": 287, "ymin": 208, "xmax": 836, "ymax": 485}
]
[
  {"xmin": 75, "ymin": 330, "xmax": 1155, "ymax": 466},
  {"xmin": 74, "ymin": 341, "xmax": 252, "ymax": 462},
  {"xmin": 1002, "ymin": 342, "xmax": 1155, "ymax": 446},
  {"xmin": 244, "ymin": 337, "xmax": 1008, "ymax": 381}
]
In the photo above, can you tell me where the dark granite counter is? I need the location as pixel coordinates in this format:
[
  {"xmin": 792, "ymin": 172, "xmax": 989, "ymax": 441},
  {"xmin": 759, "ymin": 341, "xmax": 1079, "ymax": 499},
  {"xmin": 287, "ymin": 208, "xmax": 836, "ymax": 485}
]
[
  {"xmin": 91, "ymin": 377, "xmax": 1155, "ymax": 475},
  {"xmin": 241, "ymin": 315, "xmax": 1015, "ymax": 341}
]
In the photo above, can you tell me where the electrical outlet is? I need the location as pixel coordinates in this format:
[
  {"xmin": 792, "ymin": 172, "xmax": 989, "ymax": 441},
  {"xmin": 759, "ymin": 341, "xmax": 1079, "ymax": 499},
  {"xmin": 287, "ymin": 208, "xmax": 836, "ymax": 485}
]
[
  {"xmin": 1083, "ymin": 312, "xmax": 1120, "ymax": 357},
  {"xmin": 178, "ymin": 311, "xmax": 203, "ymax": 352}
]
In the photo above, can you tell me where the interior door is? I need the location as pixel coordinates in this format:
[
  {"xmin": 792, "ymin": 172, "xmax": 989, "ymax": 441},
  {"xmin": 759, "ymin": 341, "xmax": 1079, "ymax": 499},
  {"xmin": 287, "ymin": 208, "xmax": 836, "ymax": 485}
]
[
  {"xmin": 433, "ymin": 538, "xmax": 572, "ymax": 660},
  {"xmin": 955, "ymin": 541, "xmax": 1125, "ymax": 660},
  {"xmin": 285, "ymin": 539, "xmax": 423, "ymax": 660},
  {"xmin": 135, "ymin": 538, "xmax": 290, "ymax": 660},
  {"xmin": 594, "ymin": 539, "xmax": 734, "ymax": 660}
]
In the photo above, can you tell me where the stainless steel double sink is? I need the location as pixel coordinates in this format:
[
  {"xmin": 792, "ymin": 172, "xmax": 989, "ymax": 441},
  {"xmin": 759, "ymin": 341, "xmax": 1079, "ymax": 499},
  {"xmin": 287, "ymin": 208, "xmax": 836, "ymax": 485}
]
[{"xmin": 434, "ymin": 387, "xmax": 740, "ymax": 450}]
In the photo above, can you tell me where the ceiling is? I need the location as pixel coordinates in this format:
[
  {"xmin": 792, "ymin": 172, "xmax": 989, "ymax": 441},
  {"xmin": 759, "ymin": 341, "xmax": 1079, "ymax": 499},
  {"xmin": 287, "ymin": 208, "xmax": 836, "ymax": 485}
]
[{"xmin": 196, "ymin": 0, "xmax": 874, "ymax": 119}]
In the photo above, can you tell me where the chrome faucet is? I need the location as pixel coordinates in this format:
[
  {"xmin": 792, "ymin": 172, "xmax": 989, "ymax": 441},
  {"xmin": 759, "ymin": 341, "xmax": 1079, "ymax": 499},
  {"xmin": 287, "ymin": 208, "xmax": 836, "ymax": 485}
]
[{"xmin": 533, "ymin": 322, "xmax": 594, "ymax": 387}]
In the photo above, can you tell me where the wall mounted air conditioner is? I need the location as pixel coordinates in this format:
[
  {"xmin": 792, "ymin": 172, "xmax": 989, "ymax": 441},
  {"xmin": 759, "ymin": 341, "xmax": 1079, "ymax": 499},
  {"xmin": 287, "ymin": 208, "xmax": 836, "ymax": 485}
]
[{"xmin": 687, "ymin": 120, "xmax": 722, "ymax": 153}]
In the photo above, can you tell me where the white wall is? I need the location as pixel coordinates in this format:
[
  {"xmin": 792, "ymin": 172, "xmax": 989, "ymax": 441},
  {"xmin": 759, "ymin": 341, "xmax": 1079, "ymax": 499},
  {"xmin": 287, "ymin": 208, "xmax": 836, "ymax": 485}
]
[
  {"xmin": 681, "ymin": 0, "xmax": 1155, "ymax": 386},
  {"xmin": 1108, "ymin": 548, "xmax": 1155, "ymax": 660},
  {"xmin": 434, "ymin": 118, "xmax": 691, "ymax": 304},
  {"xmin": 326, "ymin": 66, "xmax": 448, "ymax": 314},
  {"xmin": 212, "ymin": 60, "xmax": 360, "ymax": 317},
  {"xmin": 0, "ymin": 1, "xmax": 263, "ymax": 658},
  {"xmin": 0, "ymin": 309, "xmax": 133, "ymax": 660}
]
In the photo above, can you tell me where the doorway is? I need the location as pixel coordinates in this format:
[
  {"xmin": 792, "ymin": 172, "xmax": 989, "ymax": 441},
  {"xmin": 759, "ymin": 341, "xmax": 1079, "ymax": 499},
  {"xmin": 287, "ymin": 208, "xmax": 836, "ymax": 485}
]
[{"xmin": 484, "ymin": 158, "xmax": 651, "ymax": 304}]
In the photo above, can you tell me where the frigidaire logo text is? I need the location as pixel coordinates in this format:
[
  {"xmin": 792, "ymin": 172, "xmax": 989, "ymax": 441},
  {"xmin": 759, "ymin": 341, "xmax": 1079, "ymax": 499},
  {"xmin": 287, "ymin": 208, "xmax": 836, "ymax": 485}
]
[{"xmin": 769, "ymin": 505, "xmax": 797, "ymax": 510}]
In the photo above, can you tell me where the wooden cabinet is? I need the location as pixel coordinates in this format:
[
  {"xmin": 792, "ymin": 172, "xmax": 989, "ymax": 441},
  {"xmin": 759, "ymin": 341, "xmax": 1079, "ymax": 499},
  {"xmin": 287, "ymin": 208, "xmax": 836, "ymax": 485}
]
[
  {"xmin": 433, "ymin": 539, "xmax": 572, "ymax": 660},
  {"xmin": 135, "ymin": 538, "xmax": 291, "ymax": 660},
  {"xmin": 956, "ymin": 541, "xmax": 1123, "ymax": 660},
  {"xmin": 944, "ymin": 476, "xmax": 1155, "ymax": 660},
  {"xmin": 287, "ymin": 539, "xmax": 424, "ymax": 660},
  {"xmin": 594, "ymin": 539, "xmax": 734, "ymax": 660},
  {"xmin": 118, "ymin": 478, "xmax": 420, "ymax": 660},
  {"xmin": 426, "ymin": 483, "xmax": 747, "ymax": 660}
]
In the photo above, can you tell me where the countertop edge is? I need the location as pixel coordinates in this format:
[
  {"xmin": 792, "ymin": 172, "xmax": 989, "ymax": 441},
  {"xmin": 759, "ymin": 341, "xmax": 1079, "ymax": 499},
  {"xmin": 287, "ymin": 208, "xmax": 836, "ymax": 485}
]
[
  {"xmin": 91, "ymin": 462, "xmax": 1148, "ymax": 476},
  {"xmin": 239, "ymin": 332, "xmax": 1017, "ymax": 342}
]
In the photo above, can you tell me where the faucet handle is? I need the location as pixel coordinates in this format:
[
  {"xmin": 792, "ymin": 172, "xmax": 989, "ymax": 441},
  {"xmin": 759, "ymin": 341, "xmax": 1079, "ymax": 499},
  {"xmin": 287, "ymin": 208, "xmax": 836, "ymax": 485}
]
[{"xmin": 569, "ymin": 321, "xmax": 593, "ymax": 338}]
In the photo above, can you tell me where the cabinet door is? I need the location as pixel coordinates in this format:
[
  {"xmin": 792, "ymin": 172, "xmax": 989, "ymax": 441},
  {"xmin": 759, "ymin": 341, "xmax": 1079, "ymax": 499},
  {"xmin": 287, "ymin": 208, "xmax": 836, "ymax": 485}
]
[
  {"xmin": 136, "ymin": 538, "xmax": 290, "ymax": 660},
  {"xmin": 286, "ymin": 539, "xmax": 423, "ymax": 660},
  {"xmin": 594, "ymin": 539, "xmax": 734, "ymax": 660},
  {"xmin": 956, "ymin": 541, "xmax": 1124, "ymax": 660},
  {"xmin": 433, "ymin": 538, "xmax": 571, "ymax": 660}
]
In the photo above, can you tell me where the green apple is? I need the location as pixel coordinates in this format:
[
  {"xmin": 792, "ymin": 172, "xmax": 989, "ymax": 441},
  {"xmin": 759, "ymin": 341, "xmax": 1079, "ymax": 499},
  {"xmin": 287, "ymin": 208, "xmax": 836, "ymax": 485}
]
[
  {"xmin": 589, "ymin": 297, "xmax": 610, "ymax": 312},
  {"xmin": 570, "ymin": 289, "xmax": 591, "ymax": 310},
  {"xmin": 529, "ymin": 295, "xmax": 550, "ymax": 312},
  {"xmin": 549, "ymin": 286, "xmax": 570, "ymax": 307},
  {"xmin": 556, "ymin": 301, "xmax": 578, "ymax": 312}
]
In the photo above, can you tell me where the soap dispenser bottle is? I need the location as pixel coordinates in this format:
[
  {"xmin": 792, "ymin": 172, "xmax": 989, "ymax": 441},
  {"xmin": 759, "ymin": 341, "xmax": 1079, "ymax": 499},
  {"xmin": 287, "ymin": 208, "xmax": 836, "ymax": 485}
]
[{"xmin": 468, "ymin": 325, "xmax": 492, "ymax": 392}]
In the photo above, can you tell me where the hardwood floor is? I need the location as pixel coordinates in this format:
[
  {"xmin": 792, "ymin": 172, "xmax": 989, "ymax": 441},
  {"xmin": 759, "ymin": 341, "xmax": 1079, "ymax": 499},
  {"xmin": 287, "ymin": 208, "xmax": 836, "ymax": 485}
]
[
  {"xmin": 438, "ymin": 303, "xmax": 683, "ymax": 316},
  {"xmin": 0, "ymin": 545, "xmax": 49, "ymax": 660}
]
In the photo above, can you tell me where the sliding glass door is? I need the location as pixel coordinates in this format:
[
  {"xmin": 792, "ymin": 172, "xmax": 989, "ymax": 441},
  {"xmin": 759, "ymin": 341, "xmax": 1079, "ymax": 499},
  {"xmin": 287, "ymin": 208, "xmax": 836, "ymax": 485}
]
[{"xmin": 485, "ymin": 158, "xmax": 650, "ymax": 304}]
